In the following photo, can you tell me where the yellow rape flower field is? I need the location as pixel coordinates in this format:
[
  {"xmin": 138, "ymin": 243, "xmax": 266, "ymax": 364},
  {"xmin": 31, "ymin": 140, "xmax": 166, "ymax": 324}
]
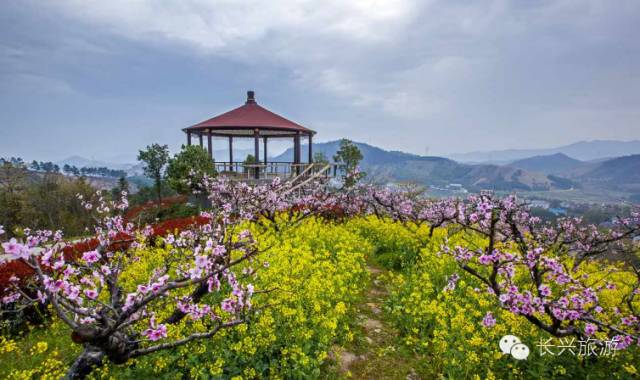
[{"xmin": 1, "ymin": 216, "xmax": 639, "ymax": 379}]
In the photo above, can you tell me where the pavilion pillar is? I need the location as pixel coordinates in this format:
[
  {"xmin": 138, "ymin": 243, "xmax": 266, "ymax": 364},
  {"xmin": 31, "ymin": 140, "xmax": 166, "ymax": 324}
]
[
  {"xmin": 294, "ymin": 131, "xmax": 301, "ymax": 175},
  {"xmin": 263, "ymin": 137, "xmax": 268, "ymax": 173},
  {"xmin": 198, "ymin": 133, "xmax": 203, "ymax": 148},
  {"xmin": 308, "ymin": 134, "xmax": 313, "ymax": 163},
  {"xmin": 207, "ymin": 130, "xmax": 213, "ymax": 161},
  {"xmin": 254, "ymin": 129, "xmax": 260, "ymax": 179},
  {"xmin": 187, "ymin": 132, "xmax": 192, "ymax": 146},
  {"xmin": 228, "ymin": 136, "xmax": 234, "ymax": 172}
]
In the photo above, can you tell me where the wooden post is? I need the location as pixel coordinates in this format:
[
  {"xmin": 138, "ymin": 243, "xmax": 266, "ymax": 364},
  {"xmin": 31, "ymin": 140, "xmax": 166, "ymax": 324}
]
[
  {"xmin": 207, "ymin": 130, "xmax": 213, "ymax": 161},
  {"xmin": 254, "ymin": 129, "xmax": 260, "ymax": 179},
  {"xmin": 308, "ymin": 134, "xmax": 313, "ymax": 163},
  {"xmin": 198, "ymin": 133, "xmax": 203, "ymax": 148},
  {"xmin": 263, "ymin": 137, "xmax": 268, "ymax": 174},
  {"xmin": 228, "ymin": 136, "xmax": 234, "ymax": 172},
  {"xmin": 294, "ymin": 131, "xmax": 301, "ymax": 175},
  {"xmin": 187, "ymin": 132, "xmax": 192, "ymax": 146}
]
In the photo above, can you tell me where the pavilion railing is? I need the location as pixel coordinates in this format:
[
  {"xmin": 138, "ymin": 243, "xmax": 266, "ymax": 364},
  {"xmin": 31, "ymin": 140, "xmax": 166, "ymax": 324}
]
[{"xmin": 213, "ymin": 161, "xmax": 344, "ymax": 180}]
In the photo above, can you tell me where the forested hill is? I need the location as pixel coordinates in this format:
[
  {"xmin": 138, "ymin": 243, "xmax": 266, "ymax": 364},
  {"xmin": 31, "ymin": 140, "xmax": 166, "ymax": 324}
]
[{"xmin": 275, "ymin": 141, "xmax": 574, "ymax": 191}]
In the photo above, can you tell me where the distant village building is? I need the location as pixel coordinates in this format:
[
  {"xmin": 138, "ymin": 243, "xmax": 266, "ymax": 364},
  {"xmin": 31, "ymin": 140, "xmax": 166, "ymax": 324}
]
[
  {"xmin": 446, "ymin": 183, "xmax": 468, "ymax": 194},
  {"xmin": 549, "ymin": 207, "xmax": 567, "ymax": 216},
  {"xmin": 530, "ymin": 200, "xmax": 551, "ymax": 209}
]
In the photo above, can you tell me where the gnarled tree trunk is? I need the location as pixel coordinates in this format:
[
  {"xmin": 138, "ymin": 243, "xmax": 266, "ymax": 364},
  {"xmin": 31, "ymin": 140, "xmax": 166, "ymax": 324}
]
[{"xmin": 65, "ymin": 346, "xmax": 105, "ymax": 380}]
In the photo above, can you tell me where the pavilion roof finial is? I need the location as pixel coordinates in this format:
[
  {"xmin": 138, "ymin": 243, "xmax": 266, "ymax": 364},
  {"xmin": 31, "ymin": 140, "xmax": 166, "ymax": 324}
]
[{"xmin": 246, "ymin": 90, "xmax": 256, "ymax": 104}]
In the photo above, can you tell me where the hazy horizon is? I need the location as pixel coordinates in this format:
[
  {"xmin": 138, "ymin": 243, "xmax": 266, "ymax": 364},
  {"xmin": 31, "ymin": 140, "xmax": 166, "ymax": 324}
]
[
  {"xmin": 5, "ymin": 138, "xmax": 638, "ymax": 167},
  {"xmin": 2, "ymin": 1, "xmax": 640, "ymax": 161}
]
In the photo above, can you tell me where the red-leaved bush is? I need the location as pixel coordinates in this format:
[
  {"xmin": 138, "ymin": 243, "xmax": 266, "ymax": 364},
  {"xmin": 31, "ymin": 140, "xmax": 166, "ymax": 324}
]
[{"xmin": 0, "ymin": 215, "xmax": 210, "ymax": 292}]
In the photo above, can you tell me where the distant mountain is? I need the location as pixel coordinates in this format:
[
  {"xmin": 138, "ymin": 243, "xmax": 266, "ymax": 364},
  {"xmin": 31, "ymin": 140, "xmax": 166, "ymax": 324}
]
[
  {"xmin": 53, "ymin": 141, "xmax": 640, "ymax": 197},
  {"xmin": 275, "ymin": 141, "xmax": 573, "ymax": 191},
  {"xmin": 57, "ymin": 156, "xmax": 135, "ymax": 171},
  {"xmin": 449, "ymin": 140, "xmax": 640, "ymax": 163},
  {"xmin": 509, "ymin": 153, "xmax": 592, "ymax": 175},
  {"xmin": 273, "ymin": 140, "xmax": 429, "ymax": 165},
  {"xmin": 578, "ymin": 155, "xmax": 640, "ymax": 192},
  {"xmin": 212, "ymin": 148, "xmax": 256, "ymax": 161}
]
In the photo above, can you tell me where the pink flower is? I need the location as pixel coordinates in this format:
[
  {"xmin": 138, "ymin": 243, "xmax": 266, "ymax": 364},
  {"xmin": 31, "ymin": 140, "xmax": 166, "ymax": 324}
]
[
  {"xmin": 613, "ymin": 335, "xmax": 633, "ymax": 350},
  {"xmin": 123, "ymin": 293, "xmax": 137, "ymax": 311},
  {"xmin": 538, "ymin": 285, "xmax": 552, "ymax": 297},
  {"xmin": 1, "ymin": 238, "xmax": 31, "ymax": 260},
  {"xmin": 444, "ymin": 273, "xmax": 459, "ymax": 291},
  {"xmin": 143, "ymin": 316, "xmax": 167, "ymax": 341},
  {"xmin": 41, "ymin": 249, "xmax": 53, "ymax": 265},
  {"xmin": 221, "ymin": 298, "xmax": 237, "ymax": 313},
  {"xmin": 399, "ymin": 201, "xmax": 413, "ymax": 215},
  {"xmin": 478, "ymin": 254, "xmax": 493, "ymax": 265},
  {"xmin": 137, "ymin": 284, "xmax": 150, "ymax": 295},
  {"xmin": 84, "ymin": 289, "xmax": 99, "ymax": 300},
  {"xmin": 195, "ymin": 255, "xmax": 209, "ymax": 269},
  {"xmin": 482, "ymin": 312, "xmax": 496, "ymax": 328},
  {"xmin": 36, "ymin": 290, "xmax": 47, "ymax": 304},
  {"xmin": 584, "ymin": 323, "xmax": 597, "ymax": 336},
  {"xmin": 213, "ymin": 245, "xmax": 226, "ymax": 257},
  {"xmin": 52, "ymin": 257, "xmax": 65, "ymax": 270},
  {"xmin": 2, "ymin": 292, "xmax": 20, "ymax": 304},
  {"xmin": 82, "ymin": 250, "xmax": 101, "ymax": 264},
  {"xmin": 207, "ymin": 275, "xmax": 220, "ymax": 292},
  {"xmin": 143, "ymin": 325, "xmax": 168, "ymax": 341},
  {"xmin": 0, "ymin": 225, "xmax": 4, "ymax": 235}
]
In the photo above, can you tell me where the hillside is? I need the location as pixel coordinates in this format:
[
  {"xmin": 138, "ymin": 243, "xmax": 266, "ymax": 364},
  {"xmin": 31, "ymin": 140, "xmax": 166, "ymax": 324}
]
[
  {"xmin": 276, "ymin": 141, "xmax": 571, "ymax": 191},
  {"xmin": 52, "ymin": 140, "xmax": 637, "ymax": 196},
  {"xmin": 509, "ymin": 153, "xmax": 592, "ymax": 175},
  {"xmin": 578, "ymin": 155, "xmax": 640, "ymax": 192}
]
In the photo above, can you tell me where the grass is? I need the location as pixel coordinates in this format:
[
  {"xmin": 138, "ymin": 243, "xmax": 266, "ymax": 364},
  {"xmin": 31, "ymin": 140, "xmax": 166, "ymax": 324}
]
[
  {"xmin": 0, "ymin": 319, "xmax": 78, "ymax": 376},
  {"xmin": 322, "ymin": 259, "xmax": 428, "ymax": 379}
]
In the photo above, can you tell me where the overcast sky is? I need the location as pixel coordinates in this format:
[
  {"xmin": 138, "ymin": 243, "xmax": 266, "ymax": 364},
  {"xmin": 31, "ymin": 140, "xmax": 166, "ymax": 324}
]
[{"xmin": 1, "ymin": 0, "xmax": 639, "ymax": 162}]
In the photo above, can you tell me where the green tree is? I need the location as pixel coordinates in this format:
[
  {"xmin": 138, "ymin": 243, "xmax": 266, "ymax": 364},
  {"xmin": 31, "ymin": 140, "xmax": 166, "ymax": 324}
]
[
  {"xmin": 313, "ymin": 152, "xmax": 329, "ymax": 165},
  {"xmin": 333, "ymin": 139, "xmax": 365, "ymax": 187},
  {"xmin": 137, "ymin": 143, "xmax": 170, "ymax": 204},
  {"xmin": 243, "ymin": 154, "xmax": 257, "ymax": 176},
  {"xmin": 166, "ymin": 145, "xmax": 216, "ymax": 195},
  {"xmin": 0, "ymin": 160, "xmax": 95, "ymax": 237},
  {"xmin": 0, "ymin": 159, "xmax": 31, "ymax": 237},
  {"xmin": 112, "ymin": 176, "xmax": 130, "ymax": 199},
  {"xmin": 27, "ymin": 174, "xmax": 94, "ymax": 236}
]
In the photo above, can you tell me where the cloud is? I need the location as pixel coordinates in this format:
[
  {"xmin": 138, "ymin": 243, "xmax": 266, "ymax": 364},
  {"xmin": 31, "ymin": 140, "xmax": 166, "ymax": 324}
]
[
  {"xmin": 1, "ymin": 0, "xmax": 639, "ymax": 159},
  {"xmin": 46, "ymin": 1, "xmax": 417, "ymax": 103},
  {"xmin": 0, "ymin": 73, "xmax": 75, "ymax": 95},
  {"xmin": 52, "ymin": 0, "xmax": 414, "ymax": 49}
]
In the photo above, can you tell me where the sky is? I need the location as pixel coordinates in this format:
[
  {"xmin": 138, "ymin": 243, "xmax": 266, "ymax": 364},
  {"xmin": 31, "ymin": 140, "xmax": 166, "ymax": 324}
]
[{"xmin": 1, "ymin": 0, "xmax": 639, "ymax": 162}]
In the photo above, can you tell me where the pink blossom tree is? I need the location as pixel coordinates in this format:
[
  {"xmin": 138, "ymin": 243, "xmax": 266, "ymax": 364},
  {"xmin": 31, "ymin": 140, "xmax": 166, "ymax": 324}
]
[
  {"xmin": 0, "ymin": 178, "xmax": 307, "ymax": 379},
  {"xmin": 368, "ymin": 188, "xmax": 640, "ymax": 348}
]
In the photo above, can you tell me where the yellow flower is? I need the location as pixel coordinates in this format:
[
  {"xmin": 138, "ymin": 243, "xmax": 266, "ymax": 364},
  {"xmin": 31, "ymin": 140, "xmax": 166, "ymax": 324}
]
[{"xmin": 623, "ymin": 364, "xmax": 637, "ymax": 375}]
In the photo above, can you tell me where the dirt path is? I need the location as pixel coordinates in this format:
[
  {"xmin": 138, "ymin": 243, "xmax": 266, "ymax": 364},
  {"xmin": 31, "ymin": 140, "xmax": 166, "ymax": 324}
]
[{"xmin": 329, "ymin": 264, "xmax": 422, "ymax": 379}]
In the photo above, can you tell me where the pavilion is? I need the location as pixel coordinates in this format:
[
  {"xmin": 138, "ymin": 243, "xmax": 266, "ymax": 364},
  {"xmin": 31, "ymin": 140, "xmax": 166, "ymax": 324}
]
[{"xmin": 183, "ymin": 91, "xmax": 316, "ymax": 179}]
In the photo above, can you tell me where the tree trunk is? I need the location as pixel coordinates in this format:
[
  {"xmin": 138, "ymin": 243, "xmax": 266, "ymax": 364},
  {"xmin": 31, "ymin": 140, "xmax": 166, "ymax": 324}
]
[
  {"xmin": 65, "ymin": 346, "xmax": 105, "ymax": 380},
  {"xmin": 155, "ymin": 174, "xmax": 162, "ymax": 205},
  {"xmin": 163, "ymin": 282, "xmax": 208, "ymax": 324}
]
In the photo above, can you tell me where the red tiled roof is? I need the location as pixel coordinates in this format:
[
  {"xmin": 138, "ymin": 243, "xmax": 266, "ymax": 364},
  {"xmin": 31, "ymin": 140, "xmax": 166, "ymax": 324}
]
[{"xmin": 184, "ymin": 91, "xmax": 315, "ymax": 136}]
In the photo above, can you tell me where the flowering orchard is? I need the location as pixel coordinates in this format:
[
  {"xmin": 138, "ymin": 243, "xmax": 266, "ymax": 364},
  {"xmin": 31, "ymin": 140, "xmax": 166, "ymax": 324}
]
[
  {"xmin": 1, "ymin": 177, "xmax": 639, "ymax": 378},
  {"xmin": 367, "ymin": 188, "xmax": 640, "ymax": 346}
]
